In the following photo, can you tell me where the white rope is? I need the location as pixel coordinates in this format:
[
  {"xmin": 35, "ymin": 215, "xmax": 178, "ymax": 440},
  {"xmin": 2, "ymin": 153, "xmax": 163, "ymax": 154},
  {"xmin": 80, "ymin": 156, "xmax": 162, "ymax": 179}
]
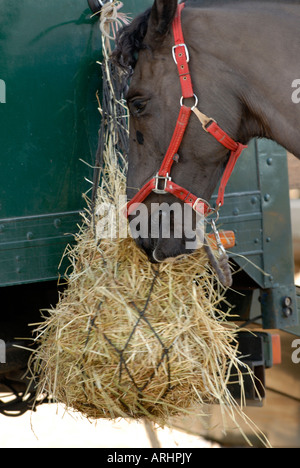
[{"xmin": 99, "ymin": 1, "xmax": 130, "ymax": 43}]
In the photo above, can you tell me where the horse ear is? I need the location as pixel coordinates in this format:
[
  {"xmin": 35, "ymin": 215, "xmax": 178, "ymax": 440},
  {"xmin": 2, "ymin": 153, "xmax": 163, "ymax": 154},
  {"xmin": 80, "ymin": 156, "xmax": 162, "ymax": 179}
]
[{"xmin": 148, "ymin": 0, "xmax": 178, "ymax": 37}]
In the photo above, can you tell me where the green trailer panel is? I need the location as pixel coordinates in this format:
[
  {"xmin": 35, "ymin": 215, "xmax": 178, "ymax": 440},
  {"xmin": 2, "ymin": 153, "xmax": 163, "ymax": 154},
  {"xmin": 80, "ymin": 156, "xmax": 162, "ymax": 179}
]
[{"xmin": 0, "ymin": 0, "xmax": 152, "ymax": 286}]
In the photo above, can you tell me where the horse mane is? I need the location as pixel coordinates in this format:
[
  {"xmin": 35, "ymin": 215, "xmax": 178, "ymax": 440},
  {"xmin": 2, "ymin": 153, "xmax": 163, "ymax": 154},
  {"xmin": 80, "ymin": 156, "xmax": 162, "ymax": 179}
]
[{"xmin": 112, "ymin": 8, "xmax": 152, "ymax": 71}]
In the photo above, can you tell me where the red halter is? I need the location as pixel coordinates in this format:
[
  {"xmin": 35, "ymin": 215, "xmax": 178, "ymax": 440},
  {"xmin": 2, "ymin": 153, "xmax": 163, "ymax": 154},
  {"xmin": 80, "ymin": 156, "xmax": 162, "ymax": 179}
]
[{"xmin": 126, "ymin": 3, "xmax": 247, "ymax": 217}]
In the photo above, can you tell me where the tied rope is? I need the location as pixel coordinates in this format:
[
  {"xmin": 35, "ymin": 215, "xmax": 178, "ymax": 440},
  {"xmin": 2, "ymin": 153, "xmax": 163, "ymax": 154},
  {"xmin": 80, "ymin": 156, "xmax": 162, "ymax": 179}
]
[
  {"xmin": 99, "ymin": 1, "xmax": 130, "ymax": 49},
  {"xmin": 91, "ymin": 7, "xmax": 173, "ymax": 400},
  {"xmin": 91, "ymin": 1, "xmax": 129, "ymax": 208}
]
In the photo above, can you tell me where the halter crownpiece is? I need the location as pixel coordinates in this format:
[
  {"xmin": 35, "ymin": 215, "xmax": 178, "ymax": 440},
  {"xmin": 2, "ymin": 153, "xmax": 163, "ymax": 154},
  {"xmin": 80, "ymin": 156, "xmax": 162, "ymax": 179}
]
[{"xmin": 126, "ymin": 3, "xmax": 247, "ymax": 217}]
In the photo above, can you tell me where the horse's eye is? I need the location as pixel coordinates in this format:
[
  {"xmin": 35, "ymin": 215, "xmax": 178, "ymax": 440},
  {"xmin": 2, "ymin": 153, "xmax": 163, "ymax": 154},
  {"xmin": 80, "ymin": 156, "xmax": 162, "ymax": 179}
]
[{"xmin": 129, "ymin": 98, "xmax": 148, "ymax": 116}]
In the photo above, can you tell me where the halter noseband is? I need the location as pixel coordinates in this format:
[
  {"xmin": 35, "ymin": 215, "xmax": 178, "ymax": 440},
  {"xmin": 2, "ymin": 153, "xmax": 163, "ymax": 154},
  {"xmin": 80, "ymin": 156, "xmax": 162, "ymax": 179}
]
[{"xmin": 127, "ymin": 3, "xmax": 247, "ymax": 218}]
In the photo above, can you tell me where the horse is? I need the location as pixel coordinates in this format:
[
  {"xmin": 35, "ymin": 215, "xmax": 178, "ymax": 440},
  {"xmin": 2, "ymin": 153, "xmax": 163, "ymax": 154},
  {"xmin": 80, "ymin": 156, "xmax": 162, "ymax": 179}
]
[{"xmin": 113, "ymin": 0, "xmax": 300, "ymax": 263}]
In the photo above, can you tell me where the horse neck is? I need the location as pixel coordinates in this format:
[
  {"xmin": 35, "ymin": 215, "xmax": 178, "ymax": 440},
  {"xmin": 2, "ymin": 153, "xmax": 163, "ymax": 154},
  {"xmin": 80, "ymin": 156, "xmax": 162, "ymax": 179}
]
[{"xmin": 185, "ymin": 3, "xmax": 300, "ymax": 157}]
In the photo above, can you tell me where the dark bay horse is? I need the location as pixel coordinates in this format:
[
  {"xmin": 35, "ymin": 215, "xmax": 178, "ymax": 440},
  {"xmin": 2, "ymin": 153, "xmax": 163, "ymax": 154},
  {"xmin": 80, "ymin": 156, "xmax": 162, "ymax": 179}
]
[{"xmin": 113, "ymin": 0, "xmax": 300, "ymax": 263}]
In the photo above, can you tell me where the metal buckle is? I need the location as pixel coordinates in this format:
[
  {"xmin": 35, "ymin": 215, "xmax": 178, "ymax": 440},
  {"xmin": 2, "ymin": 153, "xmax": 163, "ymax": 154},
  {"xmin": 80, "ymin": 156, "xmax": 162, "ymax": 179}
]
[
  {"xmin": 192, "ymin": 198, "xmax": 207, "ymax": 214},
  {"xmin": 202, "ymin": 117, "xmax": 217, "ymax": 132},
  {"xmin": 172, "ymin": 44, "xmax": 190, "ymax": 65},
  {"xmin": 153, "ymin": 173, "xmax": 171, "ymax": 194}
]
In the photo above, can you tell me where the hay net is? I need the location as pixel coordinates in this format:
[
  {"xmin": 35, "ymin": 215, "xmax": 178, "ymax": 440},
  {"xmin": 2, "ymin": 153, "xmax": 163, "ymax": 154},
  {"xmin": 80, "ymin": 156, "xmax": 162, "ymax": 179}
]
[{"xmin": 30, "ymin": 2, "xmax": 270, "ymax": 447}]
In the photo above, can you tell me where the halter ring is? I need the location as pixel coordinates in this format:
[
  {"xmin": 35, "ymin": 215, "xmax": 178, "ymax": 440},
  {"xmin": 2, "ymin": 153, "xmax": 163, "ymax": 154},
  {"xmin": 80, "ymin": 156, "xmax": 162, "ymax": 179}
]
[
  {"xmin": 205, "ymin": 207, "xmax": 220, "ymax": 224},
  {"xmin": 180, "ymin": 94, "xmax": 198, "ymax": 111}
]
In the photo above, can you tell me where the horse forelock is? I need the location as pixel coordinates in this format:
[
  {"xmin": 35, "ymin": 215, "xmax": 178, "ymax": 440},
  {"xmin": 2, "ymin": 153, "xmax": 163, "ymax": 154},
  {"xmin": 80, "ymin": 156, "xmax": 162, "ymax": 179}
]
[{"xmin": 112, "ymin": 8, "xmax": 152, "ymax": 71}]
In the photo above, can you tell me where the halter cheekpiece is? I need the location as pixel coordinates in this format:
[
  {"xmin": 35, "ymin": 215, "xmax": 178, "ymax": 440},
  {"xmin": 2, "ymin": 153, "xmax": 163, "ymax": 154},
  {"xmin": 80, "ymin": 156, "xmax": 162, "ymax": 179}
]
[{"xmin": 126, "ymin": 3, "xmax": 247, "ymax": 217}]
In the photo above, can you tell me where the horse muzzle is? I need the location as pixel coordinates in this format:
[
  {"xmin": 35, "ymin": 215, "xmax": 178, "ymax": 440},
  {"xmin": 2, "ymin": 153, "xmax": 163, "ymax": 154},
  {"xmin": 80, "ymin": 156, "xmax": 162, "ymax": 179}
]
[{"xmin": 128, "ymin": 205, "xmax": 204, "ymax": 263}]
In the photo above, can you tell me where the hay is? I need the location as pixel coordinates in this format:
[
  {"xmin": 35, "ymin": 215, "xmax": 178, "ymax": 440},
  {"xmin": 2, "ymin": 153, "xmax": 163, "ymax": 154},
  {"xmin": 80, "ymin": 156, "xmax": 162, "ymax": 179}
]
[
  {"xmin": 33, "ymin": 159, "xmax": 243, "ymax": 422},
  {"xmin": 31, "ymin": 165, "xmax": 270, "ymax": 446},
  {"xmin": 30, "ymin": 163, "xmax": 265, "ymax": 445},
  {"xmin": 29, "ymin": 5, "xmax": 271, "ymax": 446}
]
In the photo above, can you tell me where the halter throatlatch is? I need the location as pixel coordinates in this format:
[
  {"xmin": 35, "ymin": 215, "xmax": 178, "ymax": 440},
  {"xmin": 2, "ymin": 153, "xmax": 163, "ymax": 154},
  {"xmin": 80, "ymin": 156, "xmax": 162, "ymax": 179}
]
[{"xmin": 126, "ymin": 3, "xmax": 247, "ymax": 218}]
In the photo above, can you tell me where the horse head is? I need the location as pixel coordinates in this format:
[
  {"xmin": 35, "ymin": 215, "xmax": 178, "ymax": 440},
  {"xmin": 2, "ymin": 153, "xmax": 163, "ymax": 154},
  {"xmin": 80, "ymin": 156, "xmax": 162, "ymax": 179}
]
[{"xmin": 113, "ymin": 0, "xmax": 299, "ymax": 262}]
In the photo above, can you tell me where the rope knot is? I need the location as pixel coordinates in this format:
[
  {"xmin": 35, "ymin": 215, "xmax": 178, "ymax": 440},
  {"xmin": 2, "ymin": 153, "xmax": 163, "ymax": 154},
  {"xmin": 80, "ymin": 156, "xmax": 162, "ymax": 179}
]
[{"xmin": 100, "ymin": 1, "xmax": 130, "ymax": 40}]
